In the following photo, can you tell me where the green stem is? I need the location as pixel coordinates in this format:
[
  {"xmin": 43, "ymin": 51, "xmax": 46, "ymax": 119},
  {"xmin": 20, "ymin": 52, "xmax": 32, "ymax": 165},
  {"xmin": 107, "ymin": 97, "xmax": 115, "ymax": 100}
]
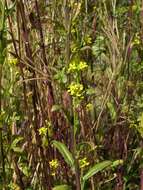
[{"xmin": 73, "ymin": 101, "xmax": 81, "ymax": 190}]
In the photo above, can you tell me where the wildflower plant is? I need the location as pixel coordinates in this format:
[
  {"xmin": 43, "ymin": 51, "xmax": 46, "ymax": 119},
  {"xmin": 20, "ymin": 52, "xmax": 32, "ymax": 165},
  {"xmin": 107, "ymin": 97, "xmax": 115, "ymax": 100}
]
[
  {"xmin": 67, "ymin": 58, "xmax": 88, "ymax": 106},
  {"xmin": 66, "ymin": 58, "xmax": 89, "ymax": 185}
]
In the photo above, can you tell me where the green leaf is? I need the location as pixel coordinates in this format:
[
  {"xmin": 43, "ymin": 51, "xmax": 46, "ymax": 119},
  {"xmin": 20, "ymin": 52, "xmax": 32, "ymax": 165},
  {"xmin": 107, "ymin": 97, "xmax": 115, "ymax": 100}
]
[
  {"xmin": 53, "ymin": 185, "xmax": 71, "ymax": 190},
  {"xmin": 92, "ymin": 36, "xmax": 105, "ymax": 57},
  {"xmin": 19, "ymin": 163, "xmax": 30, "ymax": 177},
  {"xmin": 107, "ymin": 101, "xmax": 116, "ymax": 121},
  {"xmin": 82, "ymin": 160, "xmax": 112, "ymax": 181},
  {"xmin": 52, "ymin": 140, "xmax": 75, "ymax": 170},
  {"xmin": 86, "ymin": 87, "xmax": 95, "ymax": 95},
  {"xmin": 111, "ymin": 160, "xmax": 123, "ymax": 167},
  {"xmin": 11, "ymin": 137, "xmax": 23, "ymax": 148},
  {"xmin": 12, "ymin": 147, "xmax": 23, "ymax": 153},
  {"xmin": 10, "ymin": 137, "xmax": 24, "ymax": 153},
  {"xmin": 54, "ymin": 68, "xmax": 67, "ymax": 84}
]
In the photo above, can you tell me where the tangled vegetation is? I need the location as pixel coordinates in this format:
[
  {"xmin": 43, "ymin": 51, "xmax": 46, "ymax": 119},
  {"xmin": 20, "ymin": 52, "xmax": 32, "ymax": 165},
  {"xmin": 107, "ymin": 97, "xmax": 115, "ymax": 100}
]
[{"xmin": 0, "ymin": 0, "xmax": 143, "ymax": 189}]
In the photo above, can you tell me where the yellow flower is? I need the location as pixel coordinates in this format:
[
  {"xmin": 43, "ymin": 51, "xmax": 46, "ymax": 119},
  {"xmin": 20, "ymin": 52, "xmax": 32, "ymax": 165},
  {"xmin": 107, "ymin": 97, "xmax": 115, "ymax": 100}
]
[
  {"xmin": 38, "ymin": 127, "xmax": 48, "ymax": 136},
  {"xmin": 79, "ymin": 157, "xmax": 89, "ymax": 169},
  {"xmin": 49, "ymin": 159, "xmax": 59, "ymax": 169},
  {"xmin": 68, "ymin": 61, "xmax": 88, "ymax": 73},
  {"xmin": 68, "ymin": 61, "xmax": 77, "ymax": 72},
  {"xmin": 8, "ymin": 58, "xmax": 18, "ymax": 65},
  {"xmin": 79, "ymin": 61, "xmax": 88, "ymax": 70},
  {"xmin": 68, "ymin": 82, "xmax": 84, "ymax": 98},
  {"xmin": 133, "ymin": 33, "xmax": 140, "ymax": 45},
  {"xmin": 83, "ymin": 35, "xmax": 92, "ymax": 45},
  {"xmin": 49, "ymin": 159, "xmax": 59, "ymax": 176},
  {"xmin": 134, "ymin": 38, "xmax": 140, "ymax": 45}
]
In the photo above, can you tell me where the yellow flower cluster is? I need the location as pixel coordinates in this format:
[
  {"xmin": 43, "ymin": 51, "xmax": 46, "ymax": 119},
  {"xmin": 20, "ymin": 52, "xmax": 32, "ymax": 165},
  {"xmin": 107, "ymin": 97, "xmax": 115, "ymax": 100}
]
[
  {"xmin": 133, "ymin": 33, "xmax": 140, "ymax": 45},
  {"xmin": 68, "ymin": 61, "xmax": 88, "ymax": 73},
  {"xmin": 49, "ymin": 159, "xmax": 59, "ymax": 168},
  {"xmin": 83, "ymin": 35, "xmax": 92, "ymax": 45},
  {"xmin": 38, "ymin": 127, "xmax": 48, "ymax": 136},
  {"xmin": 68, "ymin": 82, "xmax": 84, "ymax": 98},
  {"xmin": 49, "ymin": 159, "xmax": 59, "ymax": 176},
  {"xmin": 79, "ymin": 157, "xmax": 89, "ymax": 169}
]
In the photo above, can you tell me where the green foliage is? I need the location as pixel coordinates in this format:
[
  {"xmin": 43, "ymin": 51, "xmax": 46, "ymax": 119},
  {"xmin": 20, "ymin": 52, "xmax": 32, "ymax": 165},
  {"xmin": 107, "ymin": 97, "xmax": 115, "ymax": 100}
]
[
  {"xmin": 10, "ymin": 137, "xmax": 24, "ymax": 153},
  {"xmin": 54, "ymin": 68, "xmax": 68, "ymax": 84},
  {"xmin": 0, "ymin": 0, "xmax": 143, "ymax": 189},
  {"xmin": 52, "ymin": 140, "xmax": 75, "ymax": 170},
  {"xmin": 92, "ymin": 36, "xmax": 105, "ymax": 57}
]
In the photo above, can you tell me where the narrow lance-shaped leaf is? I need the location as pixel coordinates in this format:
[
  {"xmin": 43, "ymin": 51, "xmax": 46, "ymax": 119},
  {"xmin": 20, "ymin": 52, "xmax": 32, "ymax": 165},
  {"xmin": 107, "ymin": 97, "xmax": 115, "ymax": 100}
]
[
  {"xmin": 52, "ymin": 140, "xmax": 75, "ymax": 170},
  {"xmin": 82, "ymin": 159, "xmax": 123, "ymax": 182},
  {"xmin": 82, "ymin": 160, "xmax": 112, "ymax": 181}
]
